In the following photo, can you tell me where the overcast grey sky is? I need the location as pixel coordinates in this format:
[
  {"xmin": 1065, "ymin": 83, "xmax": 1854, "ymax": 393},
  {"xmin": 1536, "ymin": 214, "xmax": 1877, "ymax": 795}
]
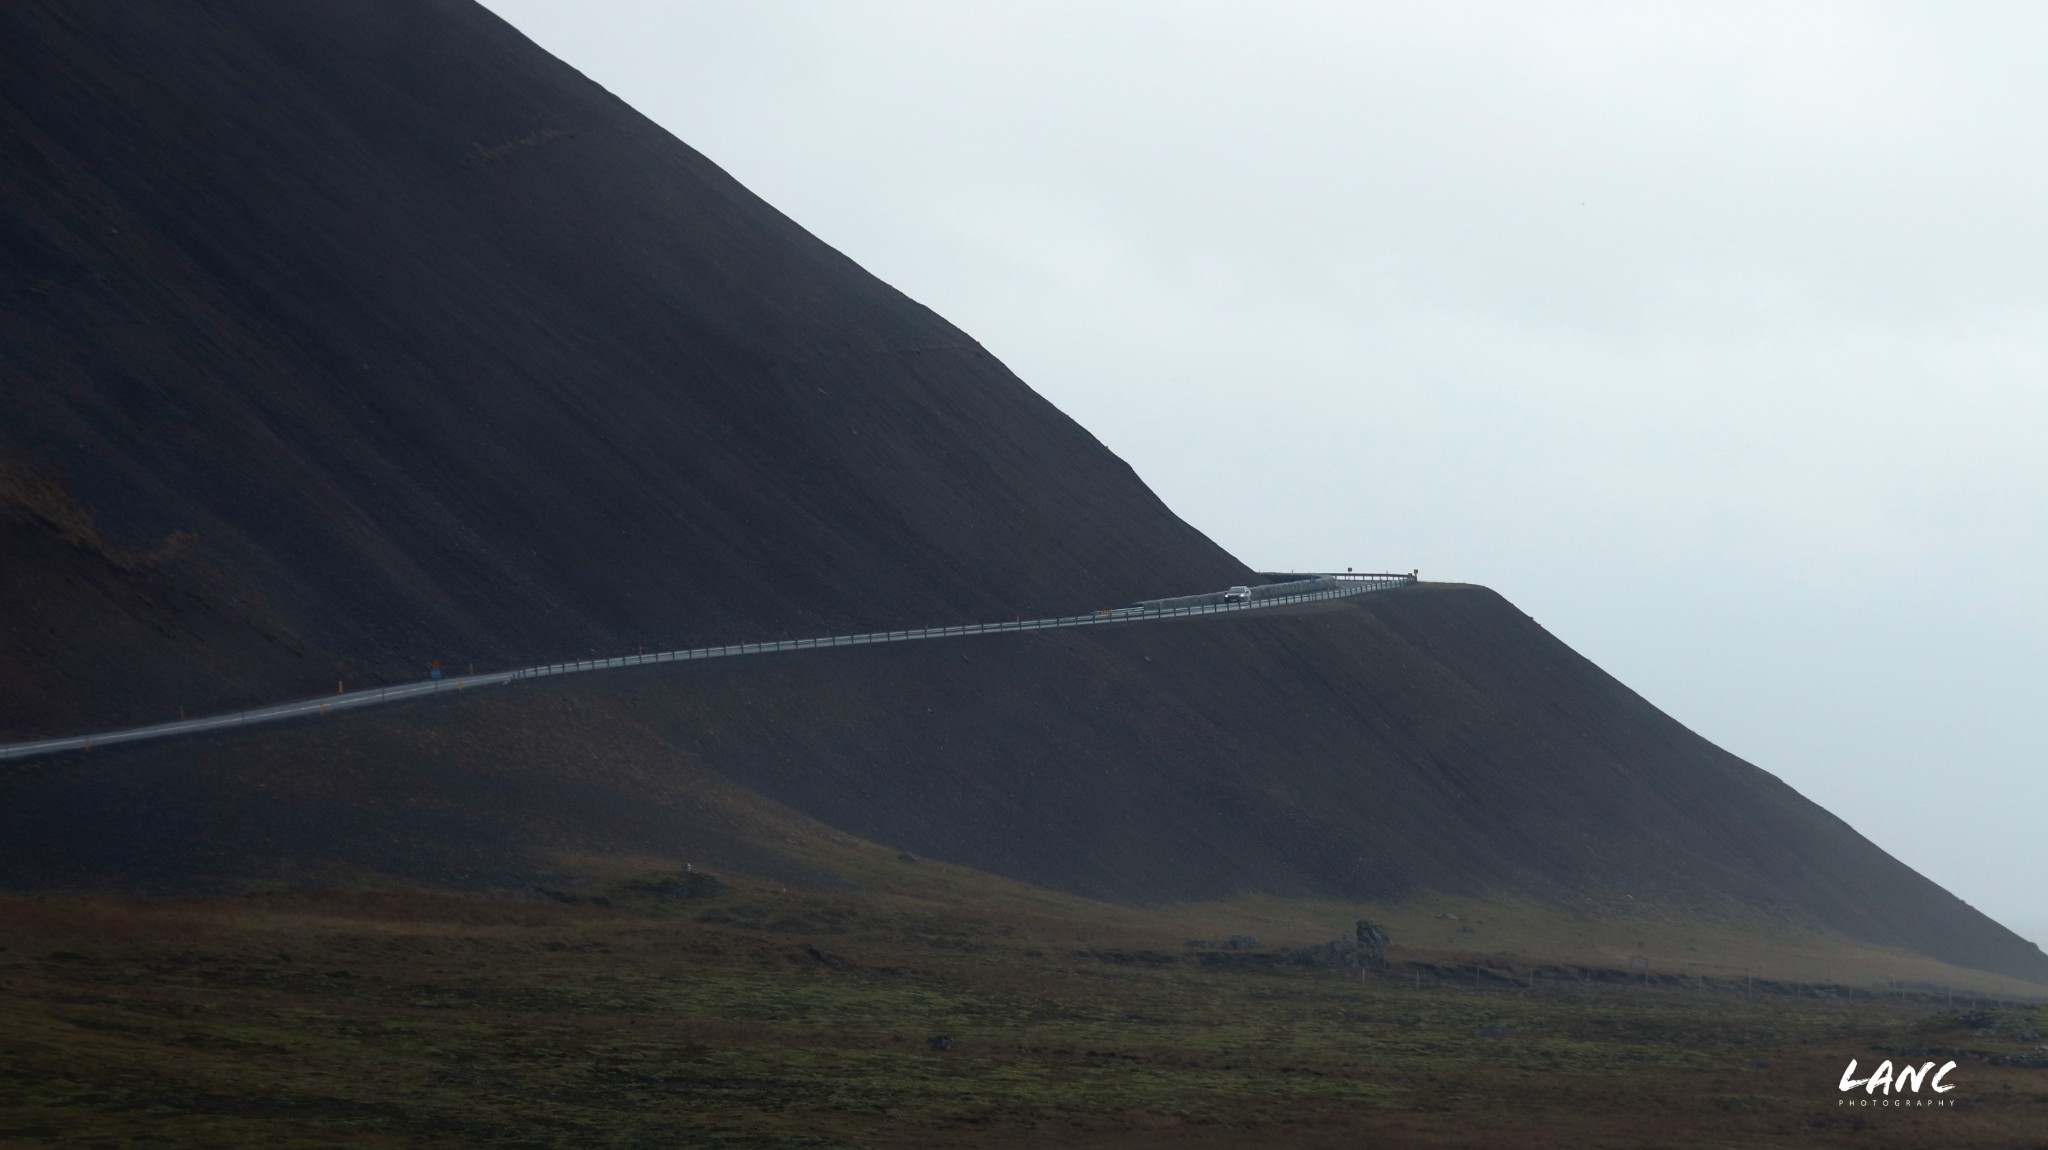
[{"xmin": 483, "ymin": 1, "xmax": 2046, "ymax": 948}]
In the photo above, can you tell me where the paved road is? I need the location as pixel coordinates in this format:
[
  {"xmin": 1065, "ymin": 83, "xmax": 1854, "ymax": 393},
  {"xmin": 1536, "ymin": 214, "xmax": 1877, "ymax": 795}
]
[{"xmin": 0, "ymin": 573, "xmax": 1415, "ymax": 762}]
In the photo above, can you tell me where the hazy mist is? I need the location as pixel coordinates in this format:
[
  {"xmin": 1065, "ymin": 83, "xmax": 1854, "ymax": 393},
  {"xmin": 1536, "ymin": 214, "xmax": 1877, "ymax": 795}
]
[{"xmin": 481, "ymin": 1, "xmax": 2048, "ymax": 947}]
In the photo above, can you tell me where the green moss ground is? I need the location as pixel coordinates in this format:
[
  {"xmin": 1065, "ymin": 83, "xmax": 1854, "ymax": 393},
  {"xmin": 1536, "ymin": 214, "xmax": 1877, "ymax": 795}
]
[{"xmin": 2, "ymin": 876, "xmax": 2043, "ymax": 1148}]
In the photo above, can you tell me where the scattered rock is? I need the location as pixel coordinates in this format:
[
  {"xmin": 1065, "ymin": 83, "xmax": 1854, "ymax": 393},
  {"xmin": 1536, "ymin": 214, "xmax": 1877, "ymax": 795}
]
[
  {"xmin": 1224, "ymin": 935, "xmax": 1260, "ymax": 950},
  {"xmin": 1090, "ymin": 949, "xmax": 1178, "ymax": 966},
  {"xmin": 1290, "ymin": 939, "xmax": 1365, "ymax": 972},
  {"xmin": 1289, "ymin": 921, "xmax": 1393, "ymax": 975},
  {"xmin": 1355, "ymin": 920, "xmax": 1390, "ymax": 969},
  {"xmin": 927, "ymin": 1035, "xmax": 955, "ymax": 1052},
  {"xmin": 1195, "ymin": 951, "xmax": 1283, "ymax": 969},
  {"xmin": 803, "ymin": 945, "xmax": 855, "ymax": 969}
]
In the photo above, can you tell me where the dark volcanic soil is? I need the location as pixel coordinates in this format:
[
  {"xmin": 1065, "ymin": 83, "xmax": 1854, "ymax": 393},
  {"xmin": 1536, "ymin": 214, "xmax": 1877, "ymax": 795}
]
[
  {"xmin": 6, "ymin": 584, "xmax": 2042, "ymax": 985},
  {"xmin": 0, "ymin": 0, "xmax": 1249, "ymax": 738},
  {"xmin": 4, "ymin": 1, "xmax": 2040, "ymax": 993}
]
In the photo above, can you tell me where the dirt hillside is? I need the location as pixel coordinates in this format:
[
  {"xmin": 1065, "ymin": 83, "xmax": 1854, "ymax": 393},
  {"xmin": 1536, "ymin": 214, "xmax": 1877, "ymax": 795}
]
[
  {"xmin": 3, "ymin": 1, "xmax": 2040, "ymax": 989},
  {"xmin": 0, "ymin": 0, "xmax": 1249, "ymax": 739},
  {"xmin": 5, "ymin": 584, "xmax": 2042, "ymax": 984}
]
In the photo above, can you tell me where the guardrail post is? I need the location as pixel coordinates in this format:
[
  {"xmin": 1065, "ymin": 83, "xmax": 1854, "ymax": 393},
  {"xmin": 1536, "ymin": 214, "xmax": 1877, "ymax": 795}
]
[{"xmin": 1, "ymin": 572, "xmax": 1435, "ymax": 760}]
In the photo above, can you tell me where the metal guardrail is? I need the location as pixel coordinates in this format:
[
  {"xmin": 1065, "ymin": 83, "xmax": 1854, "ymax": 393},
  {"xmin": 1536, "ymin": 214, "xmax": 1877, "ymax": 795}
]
[{"xmin": 0, "ymin": 573, "xmax": 1417, "ymax": 763}]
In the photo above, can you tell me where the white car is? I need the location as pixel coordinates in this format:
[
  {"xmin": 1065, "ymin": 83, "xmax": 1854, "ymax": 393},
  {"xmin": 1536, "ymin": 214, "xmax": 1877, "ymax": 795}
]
[{"xmin": 1223, "ymin": 586, "xmax": 1251, "ymax": 604}]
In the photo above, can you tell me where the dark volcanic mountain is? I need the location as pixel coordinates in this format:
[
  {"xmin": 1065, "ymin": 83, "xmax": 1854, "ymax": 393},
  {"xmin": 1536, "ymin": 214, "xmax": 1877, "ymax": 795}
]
[
  {"xmin": 5, "ymin": 584, "xmax": 2045, "ymax": 983},
  {"xmin": 0, "ymin": 0, "xmax": 1249, "ymax": 739},
  {"xmin": 3, "ymin": 0, "xmax": 2043, "ymax": 987}
]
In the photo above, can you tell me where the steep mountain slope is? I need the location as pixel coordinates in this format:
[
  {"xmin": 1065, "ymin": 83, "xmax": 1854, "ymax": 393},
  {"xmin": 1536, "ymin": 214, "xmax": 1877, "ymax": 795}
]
[
  {"xmin": 5, "ymin": 585, "xmax": 2043, "ymax": 984},
  {"xmin": 0, "ymin": 0, "xmax": 1249, "ymax": 739},
  {"xmin": 3, "ymin": 0, "xmax": 2039, "ymax": 990}
]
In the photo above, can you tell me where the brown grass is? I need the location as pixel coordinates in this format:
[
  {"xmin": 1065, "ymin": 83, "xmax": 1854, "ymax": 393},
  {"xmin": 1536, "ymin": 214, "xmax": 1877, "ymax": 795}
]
[{"xmin": 2, "ymin": 860, "xmax": 2041, "ymax": 1149}]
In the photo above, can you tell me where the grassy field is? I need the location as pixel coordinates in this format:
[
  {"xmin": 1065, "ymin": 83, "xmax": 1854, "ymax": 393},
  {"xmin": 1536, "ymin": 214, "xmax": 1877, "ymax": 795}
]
[{"xmin": 2, "ymin": 866, "xmax": 2044, "ymax": 1149}]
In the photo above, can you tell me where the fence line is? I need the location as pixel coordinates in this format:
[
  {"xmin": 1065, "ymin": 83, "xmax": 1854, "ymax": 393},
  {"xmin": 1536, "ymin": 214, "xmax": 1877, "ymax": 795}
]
[{"xmin": 0, "ymin": 573, "xmax": 1416, "ymax": 763}]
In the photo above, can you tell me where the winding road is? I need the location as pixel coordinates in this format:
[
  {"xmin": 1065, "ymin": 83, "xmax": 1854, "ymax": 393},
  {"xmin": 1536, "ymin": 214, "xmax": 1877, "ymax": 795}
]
[{"xmin": 0, "ymin": 572, "xmax": 1416, "ymax": 763}]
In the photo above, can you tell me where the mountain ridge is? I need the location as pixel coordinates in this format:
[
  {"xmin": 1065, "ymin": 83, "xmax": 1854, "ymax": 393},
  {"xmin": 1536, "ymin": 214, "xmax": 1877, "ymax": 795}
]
[
  {"xmin": 0, "ymin": 0, "xmax": 1250, "ymax": 740},
  {"xmin": 3, "ymin": 0, "xmax": 2040, "ymax": 988},
  {"xmin": 3, "ymin": 583, "xmax": 2041, "ymax": 984}
]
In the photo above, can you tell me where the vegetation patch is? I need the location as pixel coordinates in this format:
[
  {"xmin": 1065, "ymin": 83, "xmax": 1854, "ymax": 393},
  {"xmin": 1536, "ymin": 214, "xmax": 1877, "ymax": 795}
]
[{"xmin": 1, "ymin": 878, "xmax": 2042, "ymax": 1147}]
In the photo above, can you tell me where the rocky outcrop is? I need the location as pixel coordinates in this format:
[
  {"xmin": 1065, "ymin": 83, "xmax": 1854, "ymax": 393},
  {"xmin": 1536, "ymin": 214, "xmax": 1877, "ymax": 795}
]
[{"xmin": 1291, "ymin": 920, "xmax": 1392, "ymax": 975}]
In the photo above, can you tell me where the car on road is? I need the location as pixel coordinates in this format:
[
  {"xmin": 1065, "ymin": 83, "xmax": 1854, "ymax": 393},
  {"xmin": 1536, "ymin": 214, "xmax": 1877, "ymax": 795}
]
[{"xmin": 1223, "ymin": 586, "xmax": 1251, "ymax": 604}]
